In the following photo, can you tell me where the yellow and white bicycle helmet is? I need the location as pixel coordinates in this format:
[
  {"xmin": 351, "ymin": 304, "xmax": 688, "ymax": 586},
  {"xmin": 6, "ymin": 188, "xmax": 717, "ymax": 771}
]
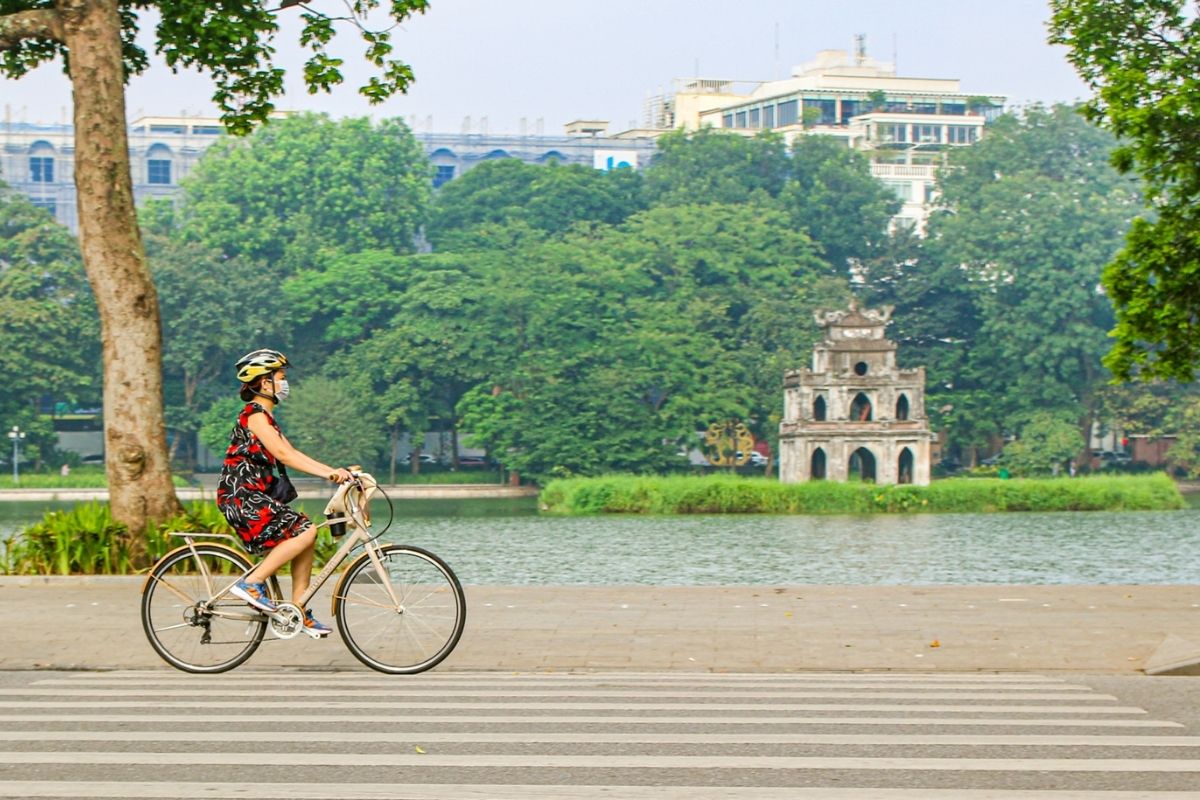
[{"xmin": 235, "ymin": 349, "xmax": 291, "ymax": 384}]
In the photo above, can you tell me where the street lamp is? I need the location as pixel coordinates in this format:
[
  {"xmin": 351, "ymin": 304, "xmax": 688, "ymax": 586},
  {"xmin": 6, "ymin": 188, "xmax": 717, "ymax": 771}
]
[{"xmin": 8, "ymin": 426, "xmax": 26, "ymax": 485}]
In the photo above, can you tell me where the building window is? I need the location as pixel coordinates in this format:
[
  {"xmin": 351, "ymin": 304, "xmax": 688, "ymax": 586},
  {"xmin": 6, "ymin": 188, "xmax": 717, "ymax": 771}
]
[
  {"xmin": 30, "ymin": 197, "xmax": 56, "ymax": 216},
  {"xmin": 433, "ymin": 165, "xmax": 456, "ymax": 188},
  {"xmin": 884, "ymin": 181, "xmax": 912, "ymax": 202},
  {"xmin": 840, "ymin": 99, "xmax": 864, "ymax": 123},
  {"xmin": 149, "ymin": 124, "xmax": 185, "ymax": 135},
  {"xmin": 191, "ymin": 126, "xmax": 222, "ymax": 135},
  {"xmin": 29, "ymin": 156, "xmax": 54, "ymax": 183},
  {"xmin": 749, "ymin": 108, "xmax": 760, "ymax": 128},
  {"xmin": 877, "ymin": 123, "xmax": 907, "ymax": 144},
  {"xmin": 813, "ymin": 395, "xmax": 827, "ymax": 421},
  {"xmin": 722, "ymin": 113, "xmax": 734, "ymax": 128},
  {"xmin": 804, "ymin": 99, "xmax": 836, "ymax": 125},
  {"xmin": 914, "ymin": 125, "xmax": 943, "ymax": 143},
  {"xmin": 763, "ymin": 105, "xmax": 775, "ymax": 128},
  {"xmin": 147, "ymin": 159, "xmax": 172, "ymax": 185},
  {"xmin": 777, "ymin": 100, "xmax": 799, "ymax": 126},
  {"xmin": 734, "ymin": 111, "xmax": 747, "ymax": 128},
  {"xmin": 896, "ymin": 394, "xmax": 910, "ymax": 420},
  {"xmin": 947, "ymin": 125, "xmax": 977, "ymax": 144}
]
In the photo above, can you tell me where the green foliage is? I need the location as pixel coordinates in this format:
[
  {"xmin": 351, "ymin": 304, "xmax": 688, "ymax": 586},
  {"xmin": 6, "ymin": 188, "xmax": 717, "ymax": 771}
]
[
  {"xmin": 281, "ymin": 375, "xmax": 385, "ymax": 469},
  {"xmin": 428, "ymin": 160, "xmax": 645, "ymax": 250},
  {"xmin": 145, "ymin": 233, "xmax": 281, "ymax": 468},
  {"xmin": 1, "ymin": 1, "xmax": 430, "ymax": 134},
  {"xmin": 1164, "ymin": 396, "xmax": 1200, "ymax": 478},
  {"xmin": 1050, "ymin": 1, "xmax": 1200, "ymax": 380},
  {"xmin": 781, "ymin": 135, "xmax": 900, "ymax": 270},
  {"xmin": 540, "ymin": 473, "xmax": 1184, "ymax": 515},
  {"xmin": 0, "ymin": 466, "xmax": 188, "ymax": 489},
  {"xmin": 177, "ymin": 114, "xmax": 431, "ymax": 270},
  {"xmin": 863, "ymin": 105, "xmax": 1139, "ymax": 459},
  {"xmin": 1002, "ymin": 412, "xmax": 1086, "ymax": 476},
  {"xmin": 0, "ymin": 185, "xmax": 99, "ymax": 424},
  {"xmin": 643, "ymin": 128, "xmax": 790, "ymax": 206},
  {"xmin": 1, "ymin": 501, "xmax": 230, "ymax": 575}
]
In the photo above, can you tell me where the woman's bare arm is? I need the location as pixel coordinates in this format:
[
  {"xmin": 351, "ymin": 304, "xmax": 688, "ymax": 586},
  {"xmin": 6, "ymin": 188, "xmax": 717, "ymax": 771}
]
[{"xmin": 246, "ymin": 413, "xmax": 341, "ymax": 481}]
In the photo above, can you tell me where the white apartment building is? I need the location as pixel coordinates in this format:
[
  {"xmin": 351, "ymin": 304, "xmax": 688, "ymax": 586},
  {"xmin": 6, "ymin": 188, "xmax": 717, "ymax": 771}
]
[{"xmin": 639, "ymin": 44, "xmax": 1005, "ymax": 230}]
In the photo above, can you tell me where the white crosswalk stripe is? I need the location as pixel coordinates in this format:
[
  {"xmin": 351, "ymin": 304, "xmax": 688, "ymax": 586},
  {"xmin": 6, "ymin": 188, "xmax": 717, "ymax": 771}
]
[{"xmin": 0, "ymin": 671, "xmax": 1196, "ymax": 798}]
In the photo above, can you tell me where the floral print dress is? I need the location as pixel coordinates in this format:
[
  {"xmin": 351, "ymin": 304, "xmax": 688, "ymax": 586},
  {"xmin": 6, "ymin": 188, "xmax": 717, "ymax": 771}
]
[{"xmin": 216, "ymin": 402, "xmax": 309, "ymax": 554}]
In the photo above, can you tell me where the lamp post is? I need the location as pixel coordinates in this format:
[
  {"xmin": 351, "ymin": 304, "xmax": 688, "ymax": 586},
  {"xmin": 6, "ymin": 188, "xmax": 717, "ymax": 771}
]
[{"xmin": 8, "ymin": 426, "xmax": 25, "ymax": 485}]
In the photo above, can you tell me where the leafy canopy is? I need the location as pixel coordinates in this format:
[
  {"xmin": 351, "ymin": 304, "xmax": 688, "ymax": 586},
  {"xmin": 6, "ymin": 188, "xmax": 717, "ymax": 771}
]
[
  {"xmin": 1050, "ymin": 1, "xmax": 1200, "ymax": 380},
  {"xmin": 1, "ymin": 0, "xmax": 430, "ymax": 134}
]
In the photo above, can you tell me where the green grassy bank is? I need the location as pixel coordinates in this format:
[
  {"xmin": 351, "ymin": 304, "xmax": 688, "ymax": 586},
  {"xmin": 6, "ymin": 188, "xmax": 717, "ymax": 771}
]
[{"xmin": 540, "ymin": 473, "xmax": 1186, "ymax": 515}]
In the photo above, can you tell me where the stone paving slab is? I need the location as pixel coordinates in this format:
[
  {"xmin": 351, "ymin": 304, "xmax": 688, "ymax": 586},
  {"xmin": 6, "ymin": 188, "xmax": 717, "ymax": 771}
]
[{"xmin": 2, "ymin": 578, "xmax": 1197, "ymax": 672}]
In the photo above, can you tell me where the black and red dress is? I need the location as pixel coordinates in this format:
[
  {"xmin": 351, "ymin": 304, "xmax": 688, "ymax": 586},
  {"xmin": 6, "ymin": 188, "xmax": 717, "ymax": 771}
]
[{"xmin": 216, "ymin": 402, "xmax": 309, "ymax": 554}]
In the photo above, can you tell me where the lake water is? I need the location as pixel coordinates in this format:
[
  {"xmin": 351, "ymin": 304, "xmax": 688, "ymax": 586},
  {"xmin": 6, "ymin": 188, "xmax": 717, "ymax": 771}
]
[{"xmin": 4, "ymin": 497, "xmax": 1198, "ymax": 585}]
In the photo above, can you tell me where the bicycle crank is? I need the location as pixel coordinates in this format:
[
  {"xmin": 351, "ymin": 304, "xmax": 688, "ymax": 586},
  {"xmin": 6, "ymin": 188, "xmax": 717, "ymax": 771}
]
[{"xmin": 268, "ymin": 603, "xmax": 305, "ymax": 639}]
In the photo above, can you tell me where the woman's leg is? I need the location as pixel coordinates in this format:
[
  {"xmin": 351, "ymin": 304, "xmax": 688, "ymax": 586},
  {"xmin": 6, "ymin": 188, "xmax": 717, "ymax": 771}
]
[
  {"xmin": 290, "ymin": 534, "xmax": 317, "ymax": 605},
  {"xmin": 246, "ymin": 526, "xmax": 316, "ymax": 585}
]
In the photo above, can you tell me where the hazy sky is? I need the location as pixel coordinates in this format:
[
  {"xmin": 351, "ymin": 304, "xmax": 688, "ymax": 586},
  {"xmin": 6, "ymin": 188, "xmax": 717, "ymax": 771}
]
[{"xmin": 3, "ymin": 0, "xmax": 1090, "ymax": 134}]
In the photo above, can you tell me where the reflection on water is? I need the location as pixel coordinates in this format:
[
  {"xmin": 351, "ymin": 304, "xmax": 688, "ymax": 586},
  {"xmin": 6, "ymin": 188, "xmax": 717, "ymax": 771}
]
[{"xmin": 3, "ymin": 498, "xmax": 1198, "ymax": 585}]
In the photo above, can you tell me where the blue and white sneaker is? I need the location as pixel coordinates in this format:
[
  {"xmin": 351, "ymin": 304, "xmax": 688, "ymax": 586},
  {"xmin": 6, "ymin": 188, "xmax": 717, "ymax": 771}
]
[
  {"xmin": 304, "ymin": 609, "xmax": 332, "ymax": 637},
  {"xmin": 230, "ymin": 580, "xmax": 277, "ymax": 614}
]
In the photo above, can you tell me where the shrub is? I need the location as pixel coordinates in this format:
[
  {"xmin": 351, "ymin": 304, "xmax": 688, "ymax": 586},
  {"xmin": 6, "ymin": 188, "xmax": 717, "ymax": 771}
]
[{"xmin": 539, "ymin": 473, "xmax": 1184, "ymax": 515}]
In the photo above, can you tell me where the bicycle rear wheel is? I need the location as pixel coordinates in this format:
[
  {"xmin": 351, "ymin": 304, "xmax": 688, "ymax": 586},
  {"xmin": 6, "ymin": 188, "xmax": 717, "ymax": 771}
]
[
  {"xmin": 141, "ymin": 543, "xmax": 278, "ymax": 673},
  {"xmin": 334, "ymin": 544, "xmax": 466, "ymax": 674}
]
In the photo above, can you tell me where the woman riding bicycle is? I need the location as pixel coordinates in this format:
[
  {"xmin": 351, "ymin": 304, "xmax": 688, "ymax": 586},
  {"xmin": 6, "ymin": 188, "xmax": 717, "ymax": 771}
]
[{"xmin": 217, "ymin": 348, "xmax": 353, "ymax": 636}]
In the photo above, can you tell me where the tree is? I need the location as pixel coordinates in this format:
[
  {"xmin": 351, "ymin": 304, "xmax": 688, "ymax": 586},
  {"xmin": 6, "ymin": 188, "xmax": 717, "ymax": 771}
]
[
  {"xmin": 643, "ymin": 128, "xmax": 790, "ymax": 207},
  {"xmin": 427, "ymin": 159, "xmax": 644, "ymax": 251},
  {"xmin": 282, "ymin": 375, "xmax": 385, "ymax": 469},
  {"xmin": 780, "ymin": 135, "xmax": 900, "ymax": 272},
  {"xmin": 1002, "ymin": 412, "xmax": 1085, "ymax": 476},
  {"xmin": 146, "ymin": 235, "xmax": 279, "ymax": 469},
  {"xmin": 1049, "ymin": 1, "xmax": 1200, "ymax": 380},
  {"xmin": 178, "ymin": 114, "xmax": 432, "ymax": 271},
  {"xmin": 0, "ymin": 185, "xmax": 98, "ymax": 423},
  {"xmin": 0, "ymin": 0, "xmax": 429, "ymax": 539}
]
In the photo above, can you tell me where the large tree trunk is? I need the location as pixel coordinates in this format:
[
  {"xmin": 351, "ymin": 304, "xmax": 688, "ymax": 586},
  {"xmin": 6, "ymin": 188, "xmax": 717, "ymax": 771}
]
[{"xmin": 62, "ymin": 0, "xmax": 181, "ymax": 552}]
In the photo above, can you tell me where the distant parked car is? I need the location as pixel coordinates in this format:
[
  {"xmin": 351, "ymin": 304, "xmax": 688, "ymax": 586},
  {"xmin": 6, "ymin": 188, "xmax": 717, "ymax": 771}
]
[
  {"xmin": 456, "ymin": 456, "xmax": 488, "ymax": 469},
  {"xmin": 80, "ymin": 454, "xmax": 105, "ymax": 465},
  {"xmin": 399, "ymin": 453, "xmax": 440, "ymax": 466},
  {"xmin": 979, "ymin": 453, "xmax": 1004, "ymax": 467}
]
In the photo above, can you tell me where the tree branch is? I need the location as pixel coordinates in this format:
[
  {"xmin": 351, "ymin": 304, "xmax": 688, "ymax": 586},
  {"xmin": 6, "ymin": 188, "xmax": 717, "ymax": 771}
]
[{"xmin": 0, "ymin": 8, "xmax": 64, "ymax": 50}]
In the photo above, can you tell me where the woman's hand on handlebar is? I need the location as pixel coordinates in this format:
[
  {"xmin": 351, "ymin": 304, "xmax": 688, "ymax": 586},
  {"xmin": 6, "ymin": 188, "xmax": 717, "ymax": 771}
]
[{"xmin": 328, "ymin": 467, "xmax": 355, "ymax": 484}]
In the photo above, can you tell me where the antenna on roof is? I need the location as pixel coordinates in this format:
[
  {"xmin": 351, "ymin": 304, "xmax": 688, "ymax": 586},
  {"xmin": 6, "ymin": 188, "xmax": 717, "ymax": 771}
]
[{"xmin": 854, "ymin": 33, "xmax": 867, "ymax": 66}]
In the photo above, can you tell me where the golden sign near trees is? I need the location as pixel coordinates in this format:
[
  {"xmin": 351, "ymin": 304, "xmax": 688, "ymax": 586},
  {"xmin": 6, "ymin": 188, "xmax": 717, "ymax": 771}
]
[{"xmin": 703, "ymin": 420, "xmax": 755, "ymax": 467}]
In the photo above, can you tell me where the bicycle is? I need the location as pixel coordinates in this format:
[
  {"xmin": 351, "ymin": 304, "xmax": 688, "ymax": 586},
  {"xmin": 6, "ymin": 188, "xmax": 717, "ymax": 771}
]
[{"xmin": 140, "ymin": 472, "xmax": 466, "ymax": 674}]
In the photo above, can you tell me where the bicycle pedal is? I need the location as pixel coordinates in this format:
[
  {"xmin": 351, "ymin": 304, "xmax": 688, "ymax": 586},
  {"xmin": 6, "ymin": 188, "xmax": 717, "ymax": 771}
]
[{"xmin": 301, "ymin": 626, "xmax": 329, "ymax": 640}]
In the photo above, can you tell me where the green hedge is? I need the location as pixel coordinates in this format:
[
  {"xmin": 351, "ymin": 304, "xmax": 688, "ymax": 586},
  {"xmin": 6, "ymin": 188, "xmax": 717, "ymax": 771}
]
[{"xmin": 539, "ymin": 473, "xmax": 1186, "ymax": 515}]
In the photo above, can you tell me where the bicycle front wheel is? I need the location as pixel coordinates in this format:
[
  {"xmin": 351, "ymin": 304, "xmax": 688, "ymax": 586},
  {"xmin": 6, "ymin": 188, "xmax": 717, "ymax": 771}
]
[
  {"xmin": 141, "ymin": 543, "xmax": 276, "ymax": 673},
  {"xmin": 334, "ymin": 544, "xmax": 466, "ymax": 674}
]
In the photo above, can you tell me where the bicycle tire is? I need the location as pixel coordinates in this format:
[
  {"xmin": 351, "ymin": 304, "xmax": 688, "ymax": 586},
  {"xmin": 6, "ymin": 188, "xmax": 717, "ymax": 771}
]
[
  {"xmin": 141, "ymin": 543, "xmax": 279, "ymax": 673},
  {"xmin": 334, "ymin": 544, "xmax": 466, "ymax": 674}
]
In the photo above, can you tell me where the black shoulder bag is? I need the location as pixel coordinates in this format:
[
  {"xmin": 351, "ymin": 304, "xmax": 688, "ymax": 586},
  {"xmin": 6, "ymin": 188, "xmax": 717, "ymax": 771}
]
[{"xmin": 269, "ymin": 463, "xmax": 298, "ymax": 504}]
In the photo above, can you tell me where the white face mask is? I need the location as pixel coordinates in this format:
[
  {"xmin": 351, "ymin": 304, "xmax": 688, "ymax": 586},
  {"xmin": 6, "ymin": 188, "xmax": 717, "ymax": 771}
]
[{"xmin": 272, "ymin": 378, "xmax": 290, "ymax": 403}]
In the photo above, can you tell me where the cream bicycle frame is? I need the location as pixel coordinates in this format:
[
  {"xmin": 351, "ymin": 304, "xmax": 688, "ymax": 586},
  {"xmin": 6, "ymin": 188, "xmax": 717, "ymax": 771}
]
[{"xmin": 163, "ymin": 473, "xmax": 399, "ymax": 619}]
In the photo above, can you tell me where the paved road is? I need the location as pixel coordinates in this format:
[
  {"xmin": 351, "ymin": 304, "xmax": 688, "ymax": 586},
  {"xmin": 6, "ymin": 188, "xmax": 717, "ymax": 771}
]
[
  {"xmin": 0, "ymin": 670, "xmax": 1198, "ymax": 797},
  {"xmin": 5, "ymin": 578, "xmax": 1200, "ymax": 673}
]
